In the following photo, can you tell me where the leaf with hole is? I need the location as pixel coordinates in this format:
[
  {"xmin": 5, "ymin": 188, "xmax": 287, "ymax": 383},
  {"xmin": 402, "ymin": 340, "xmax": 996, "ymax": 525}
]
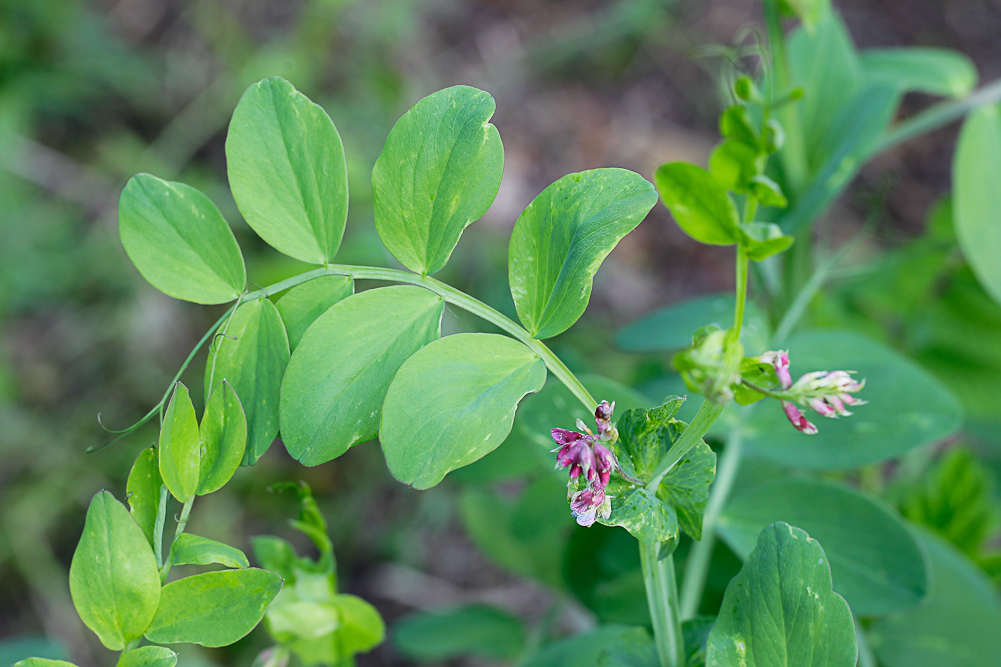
[
  {"xmin": 206, "ymin": 299, "xmax": 290, "ymax": 466},
  {"xmin": 226, "ymin": 77, "xmax": 348, "ymax": 265},
  {"xmin": 381, "ymin": 333, "xmax": 547, "ymax": 489},
  {"xmin": 118, "ymin": 174, "xmax": 245, "ymax": 304},
  {"xmin": 69, "ymin": 492, "xmax": 161, "ymax": 650},
  {"xmin": 280, "ymin": 286, "xmax": 444, "ymax": 466},
  {"xmin": 372, "ymin": 85, "xmax": 504, "ymax": 275},
  {"xmin": 509, "ymin": 168, "xmax": 657, "ymax": 339}
]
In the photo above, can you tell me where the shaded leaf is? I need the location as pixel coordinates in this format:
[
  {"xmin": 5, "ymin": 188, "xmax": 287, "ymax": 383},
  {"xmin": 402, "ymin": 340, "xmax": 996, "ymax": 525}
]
[
  {"xmin": 274, "ymin": 275, "xmax": 353, "ymax": 352},
  {"xmin": 392, "ymin": 605, "xmax": 523, "ymax": 662},
  {"xmin": 170, "ymin": 533, "xmax": 249, "ymax": 569},
  {"xmin": 127, "ymin": 446, "xmax": 163, "ymax": 551},
  {"xmin": 862, "ymin": 47, "xmax": 977, "ymax": 98},
  {"xmin": 117, "ymin": 647, "xmax": 178, "ymax": 667}
]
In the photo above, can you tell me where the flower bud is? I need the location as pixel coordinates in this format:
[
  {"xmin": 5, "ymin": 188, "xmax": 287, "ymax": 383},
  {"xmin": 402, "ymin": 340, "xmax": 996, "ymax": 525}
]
[{"xmin": 782, "ymin": 400, "xmax": 818, "ymax": 435}]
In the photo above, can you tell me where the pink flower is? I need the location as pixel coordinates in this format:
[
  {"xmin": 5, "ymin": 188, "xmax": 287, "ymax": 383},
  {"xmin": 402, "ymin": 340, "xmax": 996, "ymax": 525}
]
[
  {"xmin": 550, "ymin": 400, "xmax": 620, "ymax": 527},
  {"xmin": 782, "ymin": 400, "xmax": 818, "ymax": 435},
  {"xmin": 595, "ymin": 400, "xmax": 615, "ymax": 435},
  {"xmin": 760, "ymin": 350, "xmax": 792, "ymax": 389},
  {"xmin": 570, "ymin": 486, "xmax": 610, "ymax": 527}
]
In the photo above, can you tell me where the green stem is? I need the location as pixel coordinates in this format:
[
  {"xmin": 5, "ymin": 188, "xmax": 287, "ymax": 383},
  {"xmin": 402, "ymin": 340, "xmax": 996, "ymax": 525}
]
[
  {"xmin": 160, "ymin": 496, "xmax": 194, "ymax": 583},
  {"xmin": 856, "ymin": 619, "xmax": 876, "ymax": 667},
  {"xmin": 243, "ymin": 265, "xmax": 598, "ymax": 412},
  {"xmin": 734, "ymin": 244, "xmax": 749, "ymax": 338},
  {"xmin": 763, "ymin": 0, "xmax": 807, "ymax": 194},
  {"xmin": 647, "ymin": 401, "xmax": 726, "ymax": 491},
  {"xmin": 679, "ymin": 421, "xmax": 745, "ymax": 618},
  {"xmin": 640, "ymin": 542, "xmax": 685, "ymax": 667},
  {"xmin": 205, "ymin": 292, "xmax": 245, "ymax": 402},
  {"xmin": 152, "ymin": 484, "xmax": 168, "ymax": 568}
]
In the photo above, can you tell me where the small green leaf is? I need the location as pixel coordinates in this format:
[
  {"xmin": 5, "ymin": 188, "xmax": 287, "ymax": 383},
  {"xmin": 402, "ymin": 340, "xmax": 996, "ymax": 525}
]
[
  {"xmin": 381, "ymin": 333, "xmax": 547, "ymax": 489},
  {"xmin": 170, "ymin": 533, "xmax": 250, "ymax": 569},
  {"xmin": 749, "ymin": 175, "xmax": 788, "ymax": 208},
  {"xmin": 718, "ymin": 477, "xmax": 928, "ymax": 616},
  {"xmin": 266, "ymin": 599, "xmax": 339, "ymax": 642},
  {"xmin": 954, "ymin": 103, "xmax": 1001, "ymax": 306},
  {"xmin": 392, "ymin": 605, "xmax": 524, "ymax": 661},
  {"xmin": 719, "ymin": 106, "xmax": 757, "ymax": 146},
  {"xmin": 12, "ymin": 660, "xmax": 78, "ymax": 667},
  {"xmin": 869, "ymin": 529, "xmax": 1001, "ymax": 667},
  {"xmin": 330, "ymin": 594, "xmax": 385, "ymax": 656},
  {"xmin": 616, "ymin": 292, "xmax": 770, "ymax": 355},
  {"xmin": 127, "ymin": 446, "xmax": 163, "ymax": 550},
  {"xmin": 372, "ymin": 86, "xmax": 504, "ymax": 275},
  {"xmin": 706, "ymin": 522, "xmax": 857, "ymax": 667},
  {"xmin": 275, "ymin": 275, "xmax": 353, "ymax": 352},
  {"xmin": 145, "ymin": 568, "xmax": 283, "ymax": 647},
  {"xmin": 738, "ymin": 222, "xmax": 794, "ymax": 261},
  {"xmin": 206, "ymin": 299, "xmax": 290, "ymax": 466},
  {"xmin": 118, "ymin": 646, "xmax": 178, "ymax": 667},
  {"xmin": 862, "ymin": 47, "xmax": 977, "ymax": 98},
  {"xmin": 654, "ymin": 163, "xmax": 740, "ymax": 245},
  {"xmin": 597, "ymin": 627, "xmax": 657, "ymax": 667},
  {"xmin": 226, "ymin": 77, "xmax": 348, "ymax": 265},
  {"xmin": 600, "ymin": 487, "xmax": 678, "ymax": 545},
  {"xmin": 158, "ymin": 382, "xmax": 200, "ymax": 503},
  {"xmin": 709, "ymin": 139, "xmax": 763, "ymax": 194},
  {"xmin": 118, "ymin": 174, "xmax": 245, "ymax": 304},
  {"xmin": 521, "ymin": 627, "xmax": 637, "ymax": 667},
  {"xmin": 197, "ymin": 380, "xmax": 247, "ymax": 495},
  {"xmin": 744, "ymin": 330, "xmax": 963, "ymax": 470},
  {"xmin": 657, "ymin": 434, "xmax": 716, "ymax": 541},
  {"xmin": 509, "ymin": 168, "xmax": 658, "ymax": 339},
  {"xmin": 778, "ymin": 0, "xmax": 831, "ymax": 32},
  {"xmin": 280, "ymin": 286, "xmax": 444, "ymax": 466},
  {"xmin": 69, "ymin": 491, "xmax": 161, "ymax": 650},
  {"xmin": 252, "ymin": 536, "xmax": 298, "ymax": 580}
]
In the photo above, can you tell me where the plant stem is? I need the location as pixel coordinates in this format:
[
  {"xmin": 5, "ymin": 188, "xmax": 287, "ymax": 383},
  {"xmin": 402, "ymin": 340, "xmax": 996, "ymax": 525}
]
[
  {"xmin": 734, "ymin": 245, "xmax": 749, "ymax": 339},
  {"xmin": 205, "ymin": 292, "xmax": 244, "ymax": 402},
  {"xmin": 159, "ymin": 496, "xmax": 194, "ymax": 583},
  {"xmin": 679, "ymin": 421, "xmax": 746, "ymax": 619},
  {"xmin": 640, "ymin": 542, "xmax": 685, "ymax": 667},
  {"xmin": 243, "ymin": 265, "xmax": 598, "ymax": 412},
  {"xmin": 647, "ymin": 400, "xmax": 726, "ymax": 491},
  {"xmin": 152, "ymin": 484, "xmax": 168, "ymax": 568},
  {"xmin": 855, "ymin": 619, "xmax": 876, "ymax": 667}
]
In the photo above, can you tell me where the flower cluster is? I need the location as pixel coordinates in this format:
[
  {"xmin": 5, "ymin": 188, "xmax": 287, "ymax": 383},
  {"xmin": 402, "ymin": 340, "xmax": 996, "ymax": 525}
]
[
  {"xmin": 759, "ymin": 350, "xmax": 866, "ymax": 435},
  {"xmin": 551, "ymin": 400, "xmax": 618, "ymax": 527}
]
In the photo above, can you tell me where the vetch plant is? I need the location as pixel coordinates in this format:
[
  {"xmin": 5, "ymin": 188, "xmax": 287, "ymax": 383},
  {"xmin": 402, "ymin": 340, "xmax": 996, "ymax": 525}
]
[{"xmin": 17, "ymin": 0, "xmax": 1001, "ymax": 664}]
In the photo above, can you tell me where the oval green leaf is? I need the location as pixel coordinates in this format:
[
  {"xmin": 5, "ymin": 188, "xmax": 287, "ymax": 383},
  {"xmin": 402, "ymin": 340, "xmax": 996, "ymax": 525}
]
[
  {"xmin": 69, "ymin": 491, "xmax": 161, "ymax": 650},
  {"xmin": 280, "ymin": 286, "xmax": 444, "ymax": 466},
  {"xmin": 119, "ymin": 174, "xmax": 245, "ymax": 304},
  {"xmin": 869, "ymin": 529, "xmax": 1001, "ymax": 667},
  {"xmin": 169, "ymin": 533, "xmax": 249, "ymax": 569},
  {"xmin": 392, "ymin": 605, "xmax": 524, "ymax": 661},
  {"xmin": 144, "ymin": 568, "xmax": 283, "ymax": 647},
  {"xmin": 197, "ymin": 380, "xmax": 247, "ymax": 495},
  {"xmin": 654, "ymin": 162, "xmax": 740, "ymax": 246},
  {"xmin": 601, "ymin": 487, "xmax": 679, "ymax": 545},
  {"xmin": 275, "ymin": 275, "xmax": 353, "ymax": 352},
  {"xmin": 127, "ymin": 446, "xmax": 163, "ymax": 550},
  {"xmin": 330, "ymin": 594, "xmax": 386, "ymax": 656},
  {"xmin": 372, "ymin": 85, "xmax": 504, "ymax": 275},
  {"xmin": 206, "ymin": 299, "xmax": 290, "ymax": 466},
  {"xmin": 509, "ymin": 168, "xmax": 657, "ymax": 339},
  {"xmin": 706, "ymin": 522, "xmax": 857, "ymax": 667},
  {"xmin": 158, "ymin": 382, "xmax": 200, "ymax": 503},
  {"xmin": 226, "ymin": 77, "xmax": 348, "ymax": 265},
  {"xmin": 744, "ymin": 331, "xmax": 963, "ymax": 470},
  {"xmin": 13, "ymin": 660, "xmax": 78, "ymax": 667},
  {"xmin": 118, "ymin": 646, "xmax": 178, "ymax": 667},
  {"xmin": 954, "ymin": 103, "xmax": 1001, "ymax": 306},
  {"xmin": 381, "ymin": 333, "xmax": 547, "ymax": 489},
  {"xmin": 862, "ymin": 47, "xmax": 977, "ymax": 98},
  {"xmin": 718, "ymin": 477, "xmax": 928, "ymax": 616}
]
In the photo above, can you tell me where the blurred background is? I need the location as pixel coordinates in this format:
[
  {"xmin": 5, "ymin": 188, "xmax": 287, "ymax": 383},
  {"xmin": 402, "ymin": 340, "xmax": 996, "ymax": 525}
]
[{"xmin": 2, "ymin": 0, "xmax": 1001, "ymax": 665}]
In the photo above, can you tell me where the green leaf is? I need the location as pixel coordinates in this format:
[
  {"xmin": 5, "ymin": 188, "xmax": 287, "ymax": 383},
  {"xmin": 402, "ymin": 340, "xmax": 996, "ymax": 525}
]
[
  {"xmin": 117, "ymin": 646, "xmax": 178, "ymax": 667},
  {"xmin": 564, "ymin": 525, "xmax": 649, "ymax": 625},
  {"xmin": 601, "ymin": 487, "xmax": 678, "ymax": 545},
  {"xmin": 521, "ymin": 626, "xmax": 633, "ymax": 667},
  {"xmin": 127, "ymin": 446, "xmax": 163, "ymax": 550},
  {"xmin": 274, "ymin": 275, "xmax": 353, "ymax": 352},
  {"xmin": 266, "ymin": 599, "xmax": 338, "ymax": 642},
  {"xmin": 719, "ymin": 106, "xmax": 757, "ymax": 146},
  {"xmin": 12, "ymin": 661, "xmax": 78, "ymax": 667},
  {"xmin": 330, "ymin": 594, "xmax": 385, "ymax": 656},
  {"xmin": 657, "ymin": 434, "xmax": 716, "ymax": 541},
  {"xmin": 145, "ymin": 568, "xmax": 283, "ymax": 647},
  {"xmin": 706, "ymin": 522, "xmax": 857, "ymax": 667},
  {"xmin": 197, "ymin": 380, "xmax": 247, "ymax": 495},
  {"xmin": 280, "ymin": 286, "xmax": 443, "ymax": 466},
  {"xmin": 169, "ymin": 533, "xmax": 250, "ymax": 569},
  {"xmin": 226, "ymin": 77, "xmax": 348, "ymax": 265},
  {"xmin": 654, "ymin": 163, "xmax": 740, "ymax": 246},
  {"xmin": 749, "ymin": 175, "xmax": 787, "ymax": 208},
  {"xmin": 738, "ymin": 222, "xmax": 794, "ymax": 261},
  {"xmin": 252, "ymin": 536, "xmax": 298, "ymax": 580},
  {"xmin": 744, "ymin": 331, "xmax": 963, "ymax": 470},
  {"xmin": 391, "ymin": 605, "xmax": 525, "ymax": 661},
  {"xmin": 613, "ymin": 401, "xmax": 686, "ymax": 481},
  {"xmin": 372, "ymin": 85, "xmax": 504, "ymax": 275},
  {"xmin": 118, "ymin": 174, "xmax": 245, "ymax": 305},
  {"xmin": 778, "ymin": 0, "xmax": 831, "ymax": 32},
  {"xmin": 158, "ymin": 382, "xmax": 200, "ymax": 503},
  {"xmin": 509, "ymin": 168, "xmax": 658, "ymax": 339},
  {"xmin": 598, "ymin": 627, "xmax": 657, "ymax": 667},
  {"xmin": 862, "ymin": 47, "xmax": 977, "ymax": 98},
  {"xmin": 616, "ymin": 292, "xmax": 770, "ymax": 355},
  {"xmin": 381, "ymin": 333, "xmax": 547, "ymax": 488},
  {"xmin": 869, "ymin": 529, "xmax": 1001, "ymax": 667},
  {"xmin": 709, "ymin": 139, "xmax": 763, "ymax": 194},
  {"xmin": 69, "ymin": 492, "xmax": 161, "ymax": 650},
  {"xmin": 684, "ymin": 617, "xmax": 715, "ymax": 667},
  {"xmin": 954, "ymin": 103, "xmax": 1001, "ymax": 306},
  {"xmin": 206, "ymin": 299, "xmax": 290, "ymax": 466},
  {"xmin": 718, "ymin": 477, "xmax": 928, "ymax": 616}
]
